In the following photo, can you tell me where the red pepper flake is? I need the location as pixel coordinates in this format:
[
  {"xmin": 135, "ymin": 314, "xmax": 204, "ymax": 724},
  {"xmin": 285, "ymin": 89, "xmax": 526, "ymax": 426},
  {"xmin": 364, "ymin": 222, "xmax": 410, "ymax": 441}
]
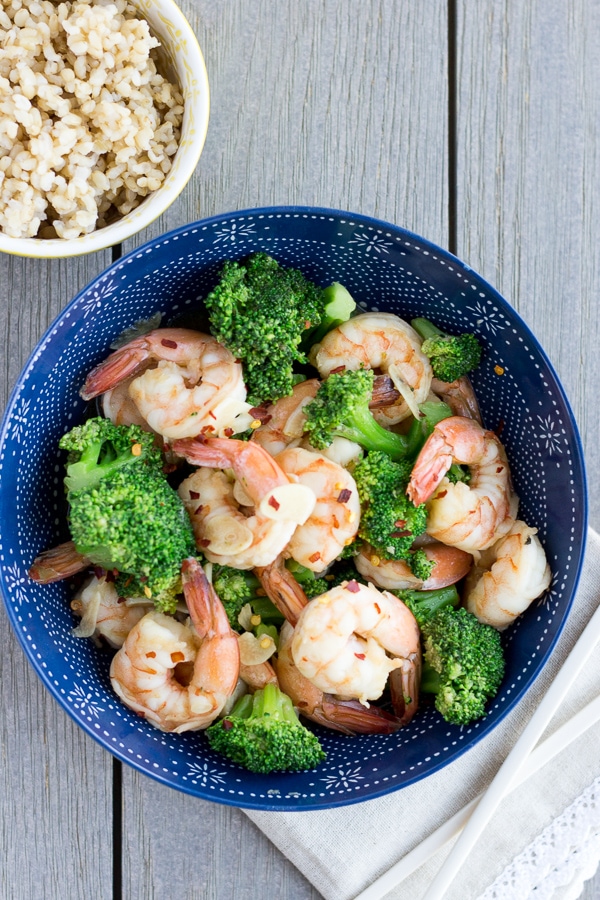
[
  {"xmin": 93, "ymin": 566, "xmax": 105, "ymax": 580},
  {"xmin": 330, "ymin": 364, "xmax": 346, "ymax": 374},
  {"xmin": 161, "ymin": 339, "xmax": 178, "ymax": 349},
  {"xmin": 394, "ymin": 519, "xmax": 407, "ymax": 528},
  {"xmin": 224, "ymin": 428, "xmax": 234, "ymax": 437},
  {"xmin": 208, "ymin": 410, "xmax": 216, "ymax": 420},
  {"xmin": 374, "ymin": 602, "xmax": 381, "ymax": 614},
  {"xmin": 391, "ymin": 531, "xmax": 411, "ymax": 539},
  {"xmin": 139, "ymin": 575, "xmax": 148, "ymax": 583},
  {"xmin": 201, "ymin": 425, "xmax": 215, "ymax": 434},
  {"xmin": 146, "ymin": 651, "xmax": 156, "ymax": 659},
  {"xmin": 345, "ymin": 580, "xmax": 360, "ymax": 593},
  {"xmin": 200, "ymin": 539, "xmax": 211, "ymax": 548},
  {"xmin": 496, "ymin": 466, "xmax": 504, "ymax": 474},
  {"xmin": 436, "ymin": 490, "xmax": 448, "ymax": 499},
  {"xmin": 354, "ymin": 653, "xmax": 366, "ymax": 660},
  {"xmin": 268, "ymin": 495, "xmax": 280, "ymax": 511},
  {"xmin": 171, "ymin": 651, "xmax": 185, "ymax": 664},
  {"xmin": 309, "ymin": 552, "xmax": 321, "ymax": 563},
  {"xmin": 248, "ymin": 406, "xmax": 272, "ymax": 424},
  {"xmin": 194, "ymin": 505, "xmax": 204, "ymax": 515},
  {"xmin": 189, "ymin": 490, "xmax": 200, "ymax": 500},
  {"xmin": 117, "ymin": 596, "xmax": 127, "ymax": 604},
  {"xmin": 222, "ymin": 719, "xmax": 234, "ymax": 731},
  {"xmin": 337, "ymin": 488, "xmax": 352, "ymax": 503}
]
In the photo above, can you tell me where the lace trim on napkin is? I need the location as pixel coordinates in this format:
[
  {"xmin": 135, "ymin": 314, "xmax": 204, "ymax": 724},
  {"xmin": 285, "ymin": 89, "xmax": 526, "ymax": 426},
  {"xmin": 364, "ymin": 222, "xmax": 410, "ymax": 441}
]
[{"xmin": 478, "ymin": 776, "xmax": 600, "ymax": 900}]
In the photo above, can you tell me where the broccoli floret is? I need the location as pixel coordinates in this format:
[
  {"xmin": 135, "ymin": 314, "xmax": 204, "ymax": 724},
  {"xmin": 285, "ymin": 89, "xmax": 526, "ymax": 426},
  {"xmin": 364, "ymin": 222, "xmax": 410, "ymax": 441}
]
[
  {"xmin": 204, "ymin": 253, "xmax": 325, "ymax": 405},
  {"xmin": 420, "ymin": 607, "xmax": 505, "ymax": 725},
  {"xmin": 211, "ymin": 565, "xmax": 283, "ymax": 632},
  {"xmin": 115, "ymin": 570, "xmax": 184, "ymax": 615},
  {"xmin": 393, "ymin": 586, "xmax": 460, "ymax": 628},
  {"xmin": 303, "ymin": 368, "xmax": 409, "ymax": 460},
  {"xmin": 411, "ymin": 318, "xmax": 482, "ymax": 383},
  {"xmin": 301, "ymin": 281, "xmax": 357, "ymax": 348},
  {"xmin": 60, "ymin": 418, "xmax": 195, "ymax": 606},
  {"xmin": 206, "ymin": 682, "xmax": 326, "ymax": 773},
  {"xmin": 353, "ymin": 451, "xmax": 429, "ymax": 575},
  {"xmin": 60, "ymin": 416, "xmax": 162, "ymax": 492}
]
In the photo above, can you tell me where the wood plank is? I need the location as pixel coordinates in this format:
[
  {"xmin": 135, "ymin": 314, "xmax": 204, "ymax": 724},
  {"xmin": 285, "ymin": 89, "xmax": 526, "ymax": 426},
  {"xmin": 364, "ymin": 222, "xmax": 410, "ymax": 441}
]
[
  {"xmin": 120, "ymin": 2, "xmax": 449, "ymax": 898},
  {"xmin": 455, "ymin": 0, "xmax": 600, "ymax": 528},
  {"xmin": 456, "ymin": 0, "xmax": 600, "ymax": 892},
  {"xmin": 0, "ymin": 252, "xmax": 114, "ymax": 899}
]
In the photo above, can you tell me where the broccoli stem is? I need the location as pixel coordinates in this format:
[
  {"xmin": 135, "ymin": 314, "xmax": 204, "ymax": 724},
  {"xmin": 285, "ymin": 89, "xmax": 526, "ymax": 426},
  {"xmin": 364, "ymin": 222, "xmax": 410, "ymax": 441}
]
[
  {"xmin": 306, "ymin": 282, "xmax": 357, "ymax": 346},
  {"xmin": 405, "ymin": 400, "xmax": 453, "ymax": 458},
  {"xmin": 411, "ymin": 317, "xmax": 445, "ymax": 342},
  {"xmin": 344, "ymin": 402, "xmax": 409, "ymax": 459},
  {"xmin": 229, "ymin": 693, "xmax": 254, "ymax": 719},
  {"xmin": 420, "ymin": 660, "xmax": 442, "ymax": 694},
  {"xmin": 65, "ymin": 439, "xmax": 138, "ymax": 493},
  {"xmin": 252, "ymin": 681, "xmax": 299, "ymax": 723},
  {"xmin": 397, "ymin": 586, "xmax": 460, "ymax": 625}
]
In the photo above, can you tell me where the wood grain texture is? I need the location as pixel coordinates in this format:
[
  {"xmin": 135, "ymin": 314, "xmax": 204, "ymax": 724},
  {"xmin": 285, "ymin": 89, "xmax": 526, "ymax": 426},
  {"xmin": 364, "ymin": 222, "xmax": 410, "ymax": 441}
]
[
  {"xmin": 456, "ymin": 1, "xmax": 600, "ymax": 894},
  {"xmin": 0, "ymin": 253, "xmax": 114, "ymax": 899},
  {"xmin": 455, "ymin": 0, "xmax": 600, "ymax": 529}
]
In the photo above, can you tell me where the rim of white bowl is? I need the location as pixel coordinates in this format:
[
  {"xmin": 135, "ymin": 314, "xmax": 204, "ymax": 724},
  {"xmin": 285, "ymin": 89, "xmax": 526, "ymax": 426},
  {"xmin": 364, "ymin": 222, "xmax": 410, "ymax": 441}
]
[{"xmin": 0, "ymin": 0, "xmax": 210, "ymax": 259}]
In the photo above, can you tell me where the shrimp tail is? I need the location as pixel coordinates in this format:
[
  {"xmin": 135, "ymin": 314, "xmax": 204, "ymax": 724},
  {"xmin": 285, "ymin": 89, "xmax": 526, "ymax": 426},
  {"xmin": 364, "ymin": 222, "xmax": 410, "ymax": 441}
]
[
  {"xmin": 389, "ymin": 654, "xmax": 422, "ymax": 726},
  {"xmin": 181, "ymin": 557, "xmax": 231, "ymax": 639},
  {"xmin": 172, "ymin": 435, "xmax": 235, "ymax": 468},
  {"xmin": 317, "ymin": 695, "xmax": 407, "ymax": 734},
  {"xmin": 80, "ymin": 341, "xmax": 148, "ymax": 400},
  {"xmin": 254, "ymin": 557, "xmax": 308, "ymax": 627},
  {"xmin": 181, "ymin": 557, "xmax": 240, "ymax": 702},
  {"xmin": 406, "ymin": 430, "xmax": 453, "ymax": 506},
  {"xmin": 28, "ymin": 540, "xmax": 91, "ymax": 583}
]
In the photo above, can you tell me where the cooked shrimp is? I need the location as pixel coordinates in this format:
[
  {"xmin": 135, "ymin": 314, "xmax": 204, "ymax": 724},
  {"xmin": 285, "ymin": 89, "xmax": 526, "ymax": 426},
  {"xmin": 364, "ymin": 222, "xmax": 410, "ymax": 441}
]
[
  {"xmin": 464, "ymin": 520, "xmax": 552, "ymax": 630},
  {"xmin": 239, "ymin": 659, "xmax": 279, "ymax": 692},
  {"xmin": 291, "ymin": 581, "xmax": 421, "ymax": 706},
  {"xmin": 276, "ymin": 622, "xmax": 404, "ymax": 734},
  {"xmin": 28, "ymin": 540, "xmax": 90, "ymax": 583},
  {"xmin": 101, "ymin": 375, "xmax": 157, "ymax": 430},
  {"xmin": 176, "ymin": 438, "xmax": 316, "ymax": 569},
  {"xmin": 252, "ymin": 379, "xmax": 320, "ymax": 456},
  {"xmin": 275, "ymin": 447, "xmax": 360, "ymax": 572},
  {"xmin": 431, "ymin": 376, "xmax": 483, "ymax": 424},
  {"xmin": 80, "ymin": 328, "xmax": 252, "ymax": 440},
  {"xmin": 355, "ymin": 540, "xmax": 473, "ymax": 591},
  {"xmin": 310, "ymin": 312, "xmax": 433, "ymax": 425},
  {"xmin": 407, "ymin": 416, "xmax": 518, "ymax": 552},
  {"xmin": 71, "ymin": 574, "xmax": 151, "ymax": 647},
  {"xmin": 109, "ymin": 558, "xmax": 240, "ymax": 732}
]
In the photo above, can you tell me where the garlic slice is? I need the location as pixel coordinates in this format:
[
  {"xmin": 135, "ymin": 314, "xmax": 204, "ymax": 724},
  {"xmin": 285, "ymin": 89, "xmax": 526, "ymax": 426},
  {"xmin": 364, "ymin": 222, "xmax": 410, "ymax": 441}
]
[{"xmin": 257, "ymin": 482, "xmax": 316, "ymax": 524}]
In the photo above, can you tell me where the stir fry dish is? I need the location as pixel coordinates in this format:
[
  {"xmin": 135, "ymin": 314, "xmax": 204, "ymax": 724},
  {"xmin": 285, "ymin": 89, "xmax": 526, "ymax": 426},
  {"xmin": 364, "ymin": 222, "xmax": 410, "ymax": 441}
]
[{"xmin": 28, "ymin": 252, "xmax": 553, "ymax": 774}]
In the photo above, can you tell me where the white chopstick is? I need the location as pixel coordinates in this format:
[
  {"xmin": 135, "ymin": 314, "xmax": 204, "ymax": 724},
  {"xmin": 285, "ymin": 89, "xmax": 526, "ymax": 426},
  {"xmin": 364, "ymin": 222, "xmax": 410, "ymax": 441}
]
[
  {"xmin": 353, "ymin": 604, "xmax": 600, "ymax": 900},
  {"xmin": 421, "ymin": 601, "xmax": 600, "ymax": 900},
  {"xmin": 354, "ymin": 692, "xmax": 600, "ymax": 900}
]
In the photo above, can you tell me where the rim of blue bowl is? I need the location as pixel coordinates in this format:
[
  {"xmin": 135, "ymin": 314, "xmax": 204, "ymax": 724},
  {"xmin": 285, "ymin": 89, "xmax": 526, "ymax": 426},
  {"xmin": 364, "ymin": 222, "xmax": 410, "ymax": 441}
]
[{"xmin": 0, "ymin": 205, "xmax": 589, "ymax": 810}]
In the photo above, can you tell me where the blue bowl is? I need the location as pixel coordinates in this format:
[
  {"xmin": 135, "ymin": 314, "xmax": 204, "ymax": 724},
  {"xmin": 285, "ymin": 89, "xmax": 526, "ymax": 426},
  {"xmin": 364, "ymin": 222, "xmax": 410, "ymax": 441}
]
[{"xmin": 0, "ymin": 207, "xmax": 587, "ymax": 810}]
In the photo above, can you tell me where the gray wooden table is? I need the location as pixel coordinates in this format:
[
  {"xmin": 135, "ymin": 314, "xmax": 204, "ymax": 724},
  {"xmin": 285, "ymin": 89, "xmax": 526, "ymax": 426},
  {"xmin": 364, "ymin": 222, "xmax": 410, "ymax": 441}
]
[{"xmin": 1, "ymin": 2, "xmax": 599, "ymax": 898}]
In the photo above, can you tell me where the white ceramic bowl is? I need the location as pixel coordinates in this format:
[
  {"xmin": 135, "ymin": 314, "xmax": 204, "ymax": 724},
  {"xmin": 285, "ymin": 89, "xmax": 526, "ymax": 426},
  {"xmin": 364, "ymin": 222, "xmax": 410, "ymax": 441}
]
[{"xmin": 0, "ymin": 0, "xmax": 209, "ymax": 259}]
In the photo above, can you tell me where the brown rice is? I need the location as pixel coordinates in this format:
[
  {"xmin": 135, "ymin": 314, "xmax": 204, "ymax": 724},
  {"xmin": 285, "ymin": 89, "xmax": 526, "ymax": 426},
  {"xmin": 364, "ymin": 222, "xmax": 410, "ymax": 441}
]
[{"xmin": 0, "ymin": 0, "xmax": 184, "ymax": 239}]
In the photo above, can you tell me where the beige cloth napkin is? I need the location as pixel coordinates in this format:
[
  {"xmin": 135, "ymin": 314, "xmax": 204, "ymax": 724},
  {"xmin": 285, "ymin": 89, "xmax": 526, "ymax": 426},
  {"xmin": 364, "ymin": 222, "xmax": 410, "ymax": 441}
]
[{"xmin": 243, "ymin": 528, "xmax": 600, "ymax": 900}]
